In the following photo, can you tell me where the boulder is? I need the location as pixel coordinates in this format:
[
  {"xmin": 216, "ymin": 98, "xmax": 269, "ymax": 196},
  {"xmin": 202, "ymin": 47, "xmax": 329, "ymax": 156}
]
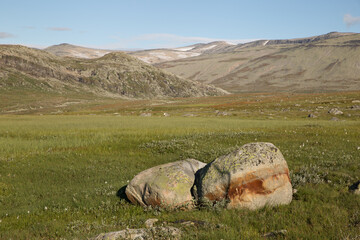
[
  {"xmin": 126, "ymin": 159, "xmax": 206, "ymax": 209},
  {"xmin": 192, "ymin": 142, "xmax": 292, "ymax": 210}
]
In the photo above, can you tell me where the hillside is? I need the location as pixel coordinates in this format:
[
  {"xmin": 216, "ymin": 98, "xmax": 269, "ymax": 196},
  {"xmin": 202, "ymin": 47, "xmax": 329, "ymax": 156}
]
[
  {"xmin": 45, "ymin": 43, "xmax": 112, "ymax": 59},
  {"xmin": 129, "ymin": 41, "xmax": 233, "ymax": 64},
  {"xmin": 0, "ymin": 45, "xmax": 226, "ymax": 113},
  {"xmin": 156, "ymin": 32, "xmax": 360, "ymax": 93}
]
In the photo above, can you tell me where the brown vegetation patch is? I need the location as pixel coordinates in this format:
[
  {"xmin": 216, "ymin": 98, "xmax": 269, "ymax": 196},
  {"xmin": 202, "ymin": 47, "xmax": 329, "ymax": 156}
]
[
  {"xmin": 324, "ymin": 60, "xmax": 341, "ymax": 71},
  {"xmin": 218, "ymin": 57, "xmax": 248, "ymax": 63}
]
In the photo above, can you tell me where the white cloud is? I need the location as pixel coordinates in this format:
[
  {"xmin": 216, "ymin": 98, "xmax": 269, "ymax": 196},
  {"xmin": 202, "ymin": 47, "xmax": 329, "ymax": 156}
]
[
  {"xmin": 102, "ymin": 33, "xmax": 257, "ymax": 50},
  {"xmin": 47, "ymin": 27, "xmax": 72, "ymax": 31},
  {"xmin": 344, "ymin": 14, "xmax": 360, "ymax": 27},
  {"xmin": 0, "ymin": 32, "xmax": 15, "ymax": 39}
]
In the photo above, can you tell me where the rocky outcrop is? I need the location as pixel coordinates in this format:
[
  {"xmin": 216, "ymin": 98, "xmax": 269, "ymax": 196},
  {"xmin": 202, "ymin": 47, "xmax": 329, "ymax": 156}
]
[
  {"xmin": 93, "ymin": 226, "xmax": 181, "ymax": 240},
  {"xmin": 125, "ymin": 159, "xmax": 206, "ymax": 209},
  {"xmin": 192, "ymin": 142, "xmax": 292, "ymax": 210}
]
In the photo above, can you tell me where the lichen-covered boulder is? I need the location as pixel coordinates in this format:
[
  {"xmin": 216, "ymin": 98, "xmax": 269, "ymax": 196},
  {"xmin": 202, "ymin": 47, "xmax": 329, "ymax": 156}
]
[
  {"xmin": 126, "ymin": 159, "xmax": 206, "ymax": 209},
  {"xmin": 192, "ymin": 142, "xmax": 292, "ymax": 210}
]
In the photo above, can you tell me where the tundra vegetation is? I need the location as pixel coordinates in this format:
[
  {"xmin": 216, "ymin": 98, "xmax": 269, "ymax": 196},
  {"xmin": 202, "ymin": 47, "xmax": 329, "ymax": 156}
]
[{"xmin": 0, "ymin": 91, "xmax": 359, "ymax": 239}]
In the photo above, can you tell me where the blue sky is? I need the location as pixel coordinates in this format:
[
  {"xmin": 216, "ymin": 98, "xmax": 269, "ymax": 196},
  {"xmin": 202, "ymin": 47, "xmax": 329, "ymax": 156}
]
[{"xmin": 1, "ymin": 0, "xmax": 360, "ymax": 49}]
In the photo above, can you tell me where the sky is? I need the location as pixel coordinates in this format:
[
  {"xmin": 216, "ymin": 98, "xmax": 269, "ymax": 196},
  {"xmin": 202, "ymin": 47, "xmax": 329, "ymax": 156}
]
[{"xmin": 0, "ymin": 0, "xmax": 360, "ymax": 49}]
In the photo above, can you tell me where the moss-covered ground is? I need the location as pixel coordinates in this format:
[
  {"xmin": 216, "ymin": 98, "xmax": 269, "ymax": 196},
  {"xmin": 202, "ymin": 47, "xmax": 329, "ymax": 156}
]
[{"xmin": 0, "ymin": 92, "xmax": 359, "ymax": 239}]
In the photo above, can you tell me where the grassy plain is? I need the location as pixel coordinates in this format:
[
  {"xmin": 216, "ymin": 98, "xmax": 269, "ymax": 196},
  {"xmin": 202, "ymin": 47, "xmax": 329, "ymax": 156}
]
[{"xmin": 0, "ymin": 92, "xmax": 359, "ymax": 239}]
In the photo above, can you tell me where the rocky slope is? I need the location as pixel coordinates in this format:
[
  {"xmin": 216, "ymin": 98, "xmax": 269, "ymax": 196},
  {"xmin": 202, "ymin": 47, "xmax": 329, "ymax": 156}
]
[
  {"xmin": 157, "ymin": 32, "xmax": 360, "ymax": 93},
  {"xmin": 0, "ymin": 45, "xmax": 227, "ymax": 100}
]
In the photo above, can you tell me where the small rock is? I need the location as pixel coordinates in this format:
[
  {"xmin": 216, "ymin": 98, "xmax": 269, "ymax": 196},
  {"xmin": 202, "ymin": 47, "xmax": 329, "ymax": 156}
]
[
  {"xmin": 293, "ymin": 188, "xmax": 298, "ymax": 194},
  {"xmin": 308, "ymin": 113, "xmax": 316, "ymax": 118},
  {"xmin": 140, "ymin": 113, "xmax": 152, "ymax": 117},
  {"xmin": 163, "ymin": 112, "xmax": 170, "ymax": 117},
  {"xmin": 145, "ymin": 218, "xmax": 158, "ymax": 228},
  {"xmin": 216, "ymin": 111, "xmax": 230, "ymax": 116},
  {"xmin": 349, "ymin": 105, "xmax": 360, "ymax": 110},
  {"xmin": 183, "ymin": 113, "xmax": 196, "ymax": 117},
  {"xmin": 263, "ymin": 229, "xmax": 287, "ymax": 238},
  {"xmin": 328, "ymin": 108, "xmax": 343, "ymax": 115},
  {"xmin": 330, "ymin": 117, "xmax": 339, "ymax": 121},
  {"xmin": 349, "ymin": 181, "xmax": 360, "ymax": 195},
  {"xmin": 352, "ymin": 100, "xmax": 360, "ymax": 103},
  {"xmin": 93, "ymin": 226, "xmax": 181, "ymax": 240},
  {"xmin": 294, "ymin": 104, "xmax": 301, "ymax": 107}
]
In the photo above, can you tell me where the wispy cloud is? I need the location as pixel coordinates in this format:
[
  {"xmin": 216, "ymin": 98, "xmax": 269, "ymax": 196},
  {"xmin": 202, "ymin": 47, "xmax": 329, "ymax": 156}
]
[
  {"xmin": 23, "ymin": 26, "xmax": 36, "ymax": 29},
  {"xmin": 47, "ymin": 27, "xmax": 72, "ymax": 31},
  {"xmin": 104, "ymin": 33, "xmax": 257, "ymax": 50},
  {"xmin": 0, "ymin": 32, "xmax": 15, "ymax": 39},
  {"xmin": 344, "ymin": 14, "xmax": 360, "ymax": 27}
]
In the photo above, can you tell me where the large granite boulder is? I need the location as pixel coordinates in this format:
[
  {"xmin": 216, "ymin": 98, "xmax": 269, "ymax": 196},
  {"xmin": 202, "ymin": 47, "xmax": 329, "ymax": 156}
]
[
  {"xmin": 126, "ymin": 159, "xmax": 206, "ymax": 209},
  {"xmin": 192, "ymin": 142, "xmax": 292, "ymax": 210}
]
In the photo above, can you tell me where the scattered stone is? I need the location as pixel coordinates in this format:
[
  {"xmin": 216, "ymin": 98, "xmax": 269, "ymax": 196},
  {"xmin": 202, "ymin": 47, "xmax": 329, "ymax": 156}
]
[
  {"xmin": 163, "ymin": 112, "xmax": 170, "ymax": 117},
  {"xmin": 330, "ymin": 117, "xmax": 339, "ymax": 121},
  {"xmin": 216, "ymin": 111, "xmax": 230, "ymax": 116},
  {"xmin": 262, "ymin": 229, "xmax": 287, "ymax": 238},
  {"xmin": 183, "ymin": 113, "xmax": 197, "ymax": 117},
  {"xmin": 145, "ymin": 218, "xmax": 159, "ymax": 228},
  {"xmin": 328, "ymin": 108, "xmax": 343, "ymax": 115},
  {"xmin": 317, "ymin": 106, "xmax": 324, "ymax": 109},
  {"xmin": 192, "ymin": 142, "xmax": 292, "ymax": 210},
  {"xmin": 349, "ymin": 181, "xmax": 360, "ymax": 195},
  {"xmin": 294, "ymin": 104, "xmax": 301, "ymax": 107},
  {"xmin": 173, "ymin": 219, "xmax": 209, "ymax": 227},
  {"xmin": 93, "ymin": 226, "xmax": 181, "ymax": 240},
  {"xmin": 140, "ymin": 113, "xmax": 152, "ymax": 117},
  {"xmin": 308, "ymin": 113, "xmax": 316, "ymax": 118},
  {"xmin": 293, "ymin": 188, "xmax": 298, "ymax": 194},
  {"xmin": 352, "ymin": 100, "xmax": 360, "ymax": 103},
  {"xmin": 349, "ymin": 105, "xmax": 360, "ymax": 110},
  {"xmin": 126, "ymin": 159, "xmax": 206, "ymax": 209}
]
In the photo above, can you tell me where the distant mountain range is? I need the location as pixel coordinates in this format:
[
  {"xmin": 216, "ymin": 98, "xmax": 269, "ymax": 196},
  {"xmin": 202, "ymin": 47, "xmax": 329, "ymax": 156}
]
[
  {"xmin": 44, "ymin": 41, "xmax": 234, "ymax": 64},
  {"xmin": 155, "ymin": 32, "xmax": 360, "ymax": 93},
  {"xmin": 2, "ymin": 32, "xmax": 360, "ymax": 113}
]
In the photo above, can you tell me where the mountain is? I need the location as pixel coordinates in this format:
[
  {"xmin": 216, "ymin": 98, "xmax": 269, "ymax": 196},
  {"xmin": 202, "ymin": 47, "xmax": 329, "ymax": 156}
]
[
  {"xmin": 45, "ymin": 43, "xmax": 112, "ymax": 59},
  {"xmin": 156, "ymin": 32, "xmax": 360, "ymax": 93},
  {"xmin": 0, "ymin": 45, "xmax": 227, "ymax": 112},
  {"xmin": 129, "ymin": 41, "xmax": 233, "ymax": 64},
  {"xmin": 45, "ymin": 41, "xmax": 234, "ymax": 64}
]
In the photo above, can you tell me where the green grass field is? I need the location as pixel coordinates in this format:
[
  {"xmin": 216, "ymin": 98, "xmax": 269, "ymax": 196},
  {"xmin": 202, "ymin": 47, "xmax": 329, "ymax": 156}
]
[{"xmin": 0, "ymin": 93, "xmax": 359, "ymax": 239}]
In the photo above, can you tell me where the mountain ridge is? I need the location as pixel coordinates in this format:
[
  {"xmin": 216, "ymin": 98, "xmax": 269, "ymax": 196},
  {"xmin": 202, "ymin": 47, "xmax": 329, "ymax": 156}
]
[
  {"xmin": 0, "ymin": 45, "xmax": 227, "ymax": 112},
  {"xmin": 155, "ymin": 32, "xmax": 360, "ymax": 93}
]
